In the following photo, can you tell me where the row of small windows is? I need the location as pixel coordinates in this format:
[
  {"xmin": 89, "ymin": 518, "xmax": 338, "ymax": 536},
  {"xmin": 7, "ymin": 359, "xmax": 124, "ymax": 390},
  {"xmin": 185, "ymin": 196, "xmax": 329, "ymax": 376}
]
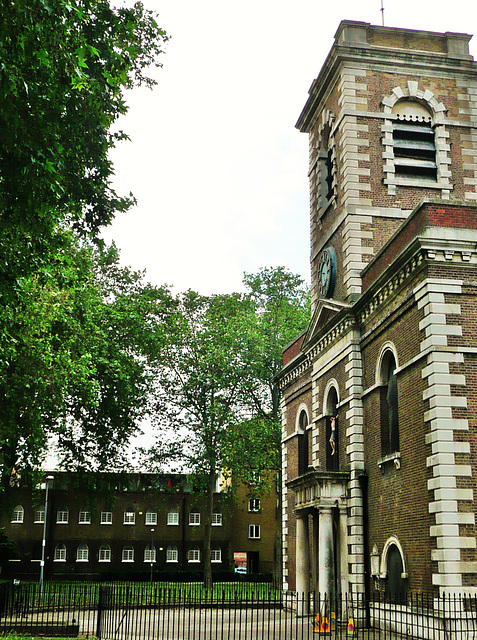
[
  {"xmin": 53, "ymin": 544, "xmax": 223, "ymax": 564},
  {"xmin": 12, "ymin": 507, "xmax": 232, "ymax": 527}
]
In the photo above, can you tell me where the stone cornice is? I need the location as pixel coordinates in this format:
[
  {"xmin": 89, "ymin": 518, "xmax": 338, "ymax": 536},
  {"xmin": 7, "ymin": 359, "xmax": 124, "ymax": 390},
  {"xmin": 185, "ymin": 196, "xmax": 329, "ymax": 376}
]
[
  {"xmin": 278, "ymin": 309, "xmax": 356, "ymax": 391},
  {"xmin": 297, "ymin": 28, "xmax": 476, "ymax": 133},
  {"xmin": 278, "ymin": 233, "xmax": 477, "ymax": 393}
]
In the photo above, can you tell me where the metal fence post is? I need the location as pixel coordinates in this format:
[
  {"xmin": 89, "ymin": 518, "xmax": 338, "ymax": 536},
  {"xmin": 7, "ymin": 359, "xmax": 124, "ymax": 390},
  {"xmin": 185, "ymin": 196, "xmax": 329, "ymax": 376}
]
[{"xmin": 96, "ymin": 585, "xmax": 103, "ymax": 639}]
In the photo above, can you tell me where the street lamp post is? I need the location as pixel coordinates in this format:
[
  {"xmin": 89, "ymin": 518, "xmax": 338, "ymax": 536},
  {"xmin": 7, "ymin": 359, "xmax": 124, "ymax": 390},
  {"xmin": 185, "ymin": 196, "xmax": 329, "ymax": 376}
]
[
  {"xmin": 39, "ymin": 475, "xmax": 54, "ymax": 593},
  {"xmin": 150, "ymin": 528, "xmax": 155, "ymax": 583}
]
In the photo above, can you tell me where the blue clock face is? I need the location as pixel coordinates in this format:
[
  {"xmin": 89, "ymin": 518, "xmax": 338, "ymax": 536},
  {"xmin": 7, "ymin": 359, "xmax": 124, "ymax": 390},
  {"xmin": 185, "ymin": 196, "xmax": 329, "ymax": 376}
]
[{"xmin": 318, "ymin": 247, "xmax": 336, "ymax": 298}]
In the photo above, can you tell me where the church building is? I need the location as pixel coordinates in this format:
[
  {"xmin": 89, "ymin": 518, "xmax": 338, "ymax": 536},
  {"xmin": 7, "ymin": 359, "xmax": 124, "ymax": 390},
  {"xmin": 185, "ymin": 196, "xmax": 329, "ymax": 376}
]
[{"xmin": 278, "ymin": 20, "xmax": 477, "ymax": 599}]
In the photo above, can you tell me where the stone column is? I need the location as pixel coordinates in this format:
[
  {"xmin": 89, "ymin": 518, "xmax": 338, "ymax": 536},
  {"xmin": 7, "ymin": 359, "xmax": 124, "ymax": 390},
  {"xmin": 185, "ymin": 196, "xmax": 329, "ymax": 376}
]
[
  {"xmin": 318, "ymin": 506, "xmax": 334, "ymax": 596},
  {"xmin": 311, "ymin": 510, "xmax": 319, "ymax": 593},
  {"xmin": 339, "ymin": 504, "xmax": 349, "ymax": 597},
  {"xmin": 295, "ymin": 512, "xmax": 310, "ymax": 615}
]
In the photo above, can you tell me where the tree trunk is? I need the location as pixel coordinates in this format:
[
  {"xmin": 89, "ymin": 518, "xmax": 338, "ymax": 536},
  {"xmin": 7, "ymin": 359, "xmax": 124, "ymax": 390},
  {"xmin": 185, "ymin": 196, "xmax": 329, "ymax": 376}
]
[{"xmin": 203, "ymin": 469, "xmax": 216, "ymax": 589}]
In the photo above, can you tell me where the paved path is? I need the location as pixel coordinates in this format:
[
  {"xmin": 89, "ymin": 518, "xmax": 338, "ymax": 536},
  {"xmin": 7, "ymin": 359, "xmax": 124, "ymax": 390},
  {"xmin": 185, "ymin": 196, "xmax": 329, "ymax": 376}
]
[{"xmin": 95, "ymin": 607, "xmax": 396, "ymax": 640}]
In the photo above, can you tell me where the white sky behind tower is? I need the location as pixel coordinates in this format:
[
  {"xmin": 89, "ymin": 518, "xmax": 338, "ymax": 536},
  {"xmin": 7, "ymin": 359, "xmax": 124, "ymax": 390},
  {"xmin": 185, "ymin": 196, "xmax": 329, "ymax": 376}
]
[{"xmin": 102, "ymin": 0, "xmax": 477, "ymax": 295}]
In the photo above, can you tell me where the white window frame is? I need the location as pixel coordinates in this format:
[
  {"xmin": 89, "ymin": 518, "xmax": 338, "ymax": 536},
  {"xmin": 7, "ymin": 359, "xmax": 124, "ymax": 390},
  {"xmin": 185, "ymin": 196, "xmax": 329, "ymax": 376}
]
[
  {"xmin": 144, "ymin": 544, "xmax": 156, "ymax": 563},
  {"xmin": 166, "ymin": 545, "xmax": 178, "ymax": 563},
  {"xmin": 212, "ymin": 511, "xmax": 222, "ymax": 526},
  {"xmin": 123, "ymin": 510, "xmax": 135, "ymax": 525},
  {"xmin": 79, "ymin": 509, "xmax": 91, "ymax": 524},
  {"xmin": 249, "ymin": 524, "xmax": 261, "ymax": 539},
  {"xmin": 167, "ymin": 511, "xmax": 179, "ymax": 526},
  {"xmin": 189, "ymin": 510, "xmax": 200, "ymax": 526},
  {"xmin": 122, "ymin": 546, "xmax": 134, "ymax": 563},
  {"xmin": 11, "ymin": 505, "xmax": 24, "ymax": 523},
  {"xmin": 188, "ymin": 547, "xmax": 200, "ymax": 563},
  {"xmin": 76, "ymin": 544, "xmax": 89, "ymax": 562},
  {"xmin": 57, "ymin": 508, "xmax": 69, "ymax": 524},
  {"xmin": 248, "ymin": 498, "xmax": 261, "ymax": 513},
  {"xmin": 34, "ymin": 507, "xmax": 45, "ymax": 523},
  {"xmin": 211, "ymin": 547, "xmax": 222, "ymax": 563},
  {"xmin": 145, "ymin": 510, "xmax": 157, "ymax": 525},
  {"xmin": 101, "ymin": 511, "xmax": 113, "ymax": 525},
  {"xmin": 99, "ymin": 545, "xmax": 111, "ymax": 563},
  {"xmin": 54, "ymin": 544, "xmax": 66, "ymax": 562}
]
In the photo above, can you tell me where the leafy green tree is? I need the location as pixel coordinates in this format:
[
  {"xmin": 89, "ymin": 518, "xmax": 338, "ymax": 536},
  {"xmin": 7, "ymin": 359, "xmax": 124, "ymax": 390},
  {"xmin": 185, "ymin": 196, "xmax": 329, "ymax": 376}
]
[
  {"xmin": 146, "ymin": 269, "xmax": 309, "ymax": 586},
  {"xmin": 0, "ymin": 0, "xmax": 170, "ymax": 485},
  {"xmin": 230, "ymin": 267, "xmax": 310, "ymax": 476},
  {"xmin": 225, "ymin": 267, "xmax": 310, "ymax": 583},
  {"xmin": 147, "ymin": 291, "xmax": 251, "ymax": 588},
  {"xmin": 0, "ymin": 235, "xmax": 173, "ymax": 488},
  {"xmin": 0, "ymin": 0, "xmax": 168, "ymax": 281}
]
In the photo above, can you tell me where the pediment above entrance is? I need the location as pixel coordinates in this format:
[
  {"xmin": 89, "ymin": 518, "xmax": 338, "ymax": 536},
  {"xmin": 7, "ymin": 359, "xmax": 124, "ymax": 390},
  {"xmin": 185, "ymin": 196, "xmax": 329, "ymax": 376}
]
[{"xmin": 303, "ymin": 298, "xmax": 351, "ymax": 348}]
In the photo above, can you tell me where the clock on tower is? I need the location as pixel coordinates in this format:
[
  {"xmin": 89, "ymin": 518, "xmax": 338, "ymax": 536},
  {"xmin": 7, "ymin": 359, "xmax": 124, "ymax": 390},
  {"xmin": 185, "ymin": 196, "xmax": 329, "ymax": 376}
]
[{"xmin": 317, "ymin": 247, "xmax": 336, "ymax": 298}]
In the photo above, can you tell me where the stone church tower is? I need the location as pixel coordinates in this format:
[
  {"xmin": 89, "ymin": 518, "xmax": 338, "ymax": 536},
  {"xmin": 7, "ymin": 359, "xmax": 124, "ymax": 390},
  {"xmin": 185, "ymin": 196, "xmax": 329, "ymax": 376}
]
[{"xmin": 278, "ymin": 20, "xmax": 477, "ymax": 598}]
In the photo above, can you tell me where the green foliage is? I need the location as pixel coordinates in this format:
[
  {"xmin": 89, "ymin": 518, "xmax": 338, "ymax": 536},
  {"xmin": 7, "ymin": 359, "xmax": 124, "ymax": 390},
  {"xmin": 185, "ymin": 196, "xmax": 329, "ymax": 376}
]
[
  {"xmin": 0, "ymin": 0, "xmax": 168, "ymax": 259},
  {"xmin": 149, "ymin": 291, "xmax": 250, "ymax": 476},
  {"xmin": 144, "ymin": 269, "xmax": 310, "ymax": 586},
  {"xmin": 0, "ymin": 0, "xmax": 169, "ymax": 484},
  {"xmin": 225, "ymin": 267, "xmax": 310, "ymax": 480},
  {"xmin": 242, "ymin": 266, "xmax": 310, "ymax": 418},
  {"xmin": 0, "ymin": 234, "xmax": 174, "ymax": 485}
]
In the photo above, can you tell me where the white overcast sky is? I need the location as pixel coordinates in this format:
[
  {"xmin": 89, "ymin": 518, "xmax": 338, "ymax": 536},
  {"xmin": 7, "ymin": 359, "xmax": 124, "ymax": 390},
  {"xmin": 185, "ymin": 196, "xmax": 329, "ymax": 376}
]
[{"xmin": 102, "ymin": 0, "xmax": 477, "ymax": 295}]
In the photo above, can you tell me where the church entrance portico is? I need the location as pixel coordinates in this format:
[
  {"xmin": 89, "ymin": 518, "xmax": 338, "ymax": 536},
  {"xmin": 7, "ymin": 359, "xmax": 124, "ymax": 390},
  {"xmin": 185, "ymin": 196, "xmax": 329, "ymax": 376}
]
[{"xmin": 288, "ymin": 471, "xmax": 349, "ymax": 604}]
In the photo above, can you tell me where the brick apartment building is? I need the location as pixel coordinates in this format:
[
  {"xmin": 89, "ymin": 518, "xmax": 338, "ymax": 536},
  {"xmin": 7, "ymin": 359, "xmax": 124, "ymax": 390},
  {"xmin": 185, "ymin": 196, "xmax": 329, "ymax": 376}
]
[
  {"xmin": 1, "ymin": 472, "xmax": 277, "ymax": 580},
  {"xmin": 277, "ymin": 20, "xmax": 477, "ymax": 599}
]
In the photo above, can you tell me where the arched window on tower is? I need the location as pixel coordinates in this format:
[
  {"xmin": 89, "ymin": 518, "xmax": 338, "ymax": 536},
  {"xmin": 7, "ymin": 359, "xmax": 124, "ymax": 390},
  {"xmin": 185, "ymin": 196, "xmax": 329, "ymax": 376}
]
[
  {"xmin": 325, "ymin": 387, "xmax": 339, "ymax": 472},
  {"xmin": 319, "ymin": 124, "xmax": 336, "ymax": 205},
  {"xmin": 297, "ymin": 409, "xmax": 309, "ymax": 476},
  {"xmin": 391, "ymin": 100, "xmax": 436, "ymax": 182},
  {"xmin": 380, "ymin": 350, "xmax": 399, "ymax": 456}
]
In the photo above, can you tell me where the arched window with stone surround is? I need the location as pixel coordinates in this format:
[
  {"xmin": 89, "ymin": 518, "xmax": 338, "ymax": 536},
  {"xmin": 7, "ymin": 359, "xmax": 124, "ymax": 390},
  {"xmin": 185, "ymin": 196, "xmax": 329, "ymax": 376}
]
[
  {"xmin": 392, "ymin": 100, "xmax": 436, "ymax": 181},
  {"xmin": 313, "ymin": 109, "xmax": 336, "ymax": 215},
  {"xmin": 297, "ymin": 409, "xmax": 309, "ymax": 475},
  {"xmin": 325, "ymin": 386, "xmax": 339, "ymax": 472},
  {"xmin": 382, "ymin": 82, "xmax": 451, "ymax": 196},
  {"xmin": 379, "ymin": 349, "xmax": 399, "ymax": 456},
  {"xmin": 321, "ymin": 124, "xmax": 335, "ymax": 202}
]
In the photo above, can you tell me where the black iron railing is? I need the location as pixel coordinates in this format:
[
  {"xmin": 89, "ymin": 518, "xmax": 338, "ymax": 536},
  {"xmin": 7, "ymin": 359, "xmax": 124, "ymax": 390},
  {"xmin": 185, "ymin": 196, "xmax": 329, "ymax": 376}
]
[{"xmin": 0, "ymin": 582, "xmax": 475, "ymax": 639}]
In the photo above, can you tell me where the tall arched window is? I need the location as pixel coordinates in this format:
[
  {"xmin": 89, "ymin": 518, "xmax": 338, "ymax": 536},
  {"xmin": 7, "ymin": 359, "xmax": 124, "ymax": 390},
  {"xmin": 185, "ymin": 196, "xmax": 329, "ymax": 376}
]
[
  {"xmin": 392, "ymin": 101, "xmax": 436, "ymax": 181},
  {"xmin": 382, "ymin": 84, "xmax": 451, "ymax": 197},
  {"xmin": 315, "ymin": 111, "xmax": 337, "ymax": 212},
  {"xmin": 325, "ymin": 386, "xmax": 339, "ymax": 472},
  {"xmin": 297, "ymin": 409, "xmax": 309, "ymax": 475},
  {"xmin": 380, "ymin": 351, "xmax": 399, "ymax": 455}
]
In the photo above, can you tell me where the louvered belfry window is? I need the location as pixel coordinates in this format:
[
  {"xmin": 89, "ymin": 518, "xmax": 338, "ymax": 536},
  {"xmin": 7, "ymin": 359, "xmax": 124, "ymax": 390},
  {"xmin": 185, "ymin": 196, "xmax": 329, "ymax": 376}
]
[{"xmin": 392, "ymin": 101, "xmax": 436, "ymax": 181}]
